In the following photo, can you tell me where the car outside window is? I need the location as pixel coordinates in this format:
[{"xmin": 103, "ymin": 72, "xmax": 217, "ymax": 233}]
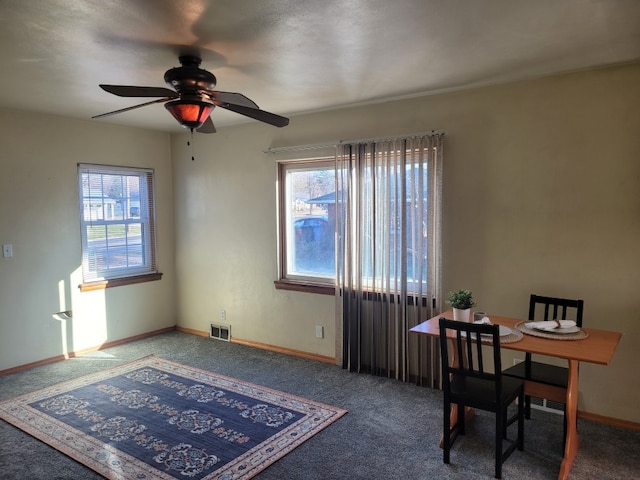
[{"xmin": 278, "ymin": 159, "xmax": 336, "ymax": 285}]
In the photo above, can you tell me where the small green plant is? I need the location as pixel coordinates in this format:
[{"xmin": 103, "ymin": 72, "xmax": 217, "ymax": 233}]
[{"xmin": 446, "ymin": 289, "xmax": 476, "ymax": 309}]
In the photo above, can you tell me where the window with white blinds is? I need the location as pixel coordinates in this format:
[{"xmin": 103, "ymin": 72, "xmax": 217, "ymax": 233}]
[{"xmin": 78, "ymin": 164, "xmax": 157, "ymax": 284}]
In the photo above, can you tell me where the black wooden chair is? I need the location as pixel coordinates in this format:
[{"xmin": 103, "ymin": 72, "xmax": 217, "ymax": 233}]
[
  {"xmin": 502, "ymin": 294, "xmax": 584, "ymax": 442},
  {"xmin": 439, "ymin": 317, "xmax": 524, "ymax": 479}
]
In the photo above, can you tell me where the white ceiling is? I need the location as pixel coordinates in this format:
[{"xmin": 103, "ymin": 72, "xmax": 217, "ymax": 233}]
[{"xmin": 1, "ymin": 0, "xmax": 639, "ymax": 133}]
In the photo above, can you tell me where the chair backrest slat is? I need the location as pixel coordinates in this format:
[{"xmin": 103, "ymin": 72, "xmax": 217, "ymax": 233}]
[
  {"xmin": 475, "ymin": 333, "xmax": 484, "ymax": 373},
  {"xmin": 439, "ymin": 317, "xmax": 502, "ymax": 396},
  {"xmin": 530, "ymin": 294, "xmax": 584, "ymax": 327}
]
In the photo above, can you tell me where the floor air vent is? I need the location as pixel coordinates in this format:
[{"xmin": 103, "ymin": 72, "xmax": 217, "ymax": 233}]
[
  {"xmin": 210, "ymin": 323, "xmax": 231, "ymax": 341},
  {"xmin": 530, "ymin": 397, "xmax": 564, "ymax": 415}
]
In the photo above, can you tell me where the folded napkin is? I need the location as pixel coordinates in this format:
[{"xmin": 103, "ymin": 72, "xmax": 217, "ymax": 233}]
[{"xmin": 528, "ymin": 320, "xmax": 576, "ymax": 331}]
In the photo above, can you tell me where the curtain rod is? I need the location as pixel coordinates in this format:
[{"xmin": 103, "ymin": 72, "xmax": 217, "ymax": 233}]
[
  {"xmin": 263, "ymin": 142, "xmax": 338, "ymax": 154},
  {"xmin": 339, "ymin": 130, "xmax": 444, "ymax": 145},
  {"xmin": 263, "ymin": 130, "xmax": 444, "ymax": 154}
]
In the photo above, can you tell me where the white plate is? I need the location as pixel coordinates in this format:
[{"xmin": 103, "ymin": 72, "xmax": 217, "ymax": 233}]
[
  {"xmin": 498, "ymin": 325, "xmax": 512, "ymax": 336},
  {"xmin": 527, "ymin": 322, "xmax": 581, "ymax": 334},
  {"xmin": 463, "ymin": 325, "xmax": 512, "ymax": 337}
]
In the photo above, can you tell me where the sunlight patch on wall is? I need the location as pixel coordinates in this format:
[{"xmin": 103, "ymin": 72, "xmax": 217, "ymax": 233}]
[{"xmin": 69, "ymin": 267, "xmax": 108, "ymax": 351}]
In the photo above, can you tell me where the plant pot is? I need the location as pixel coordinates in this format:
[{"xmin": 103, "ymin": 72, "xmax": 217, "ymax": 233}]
[{"xmin": 453, "ymin": 308, "xmax": 471, "ymax": 322}]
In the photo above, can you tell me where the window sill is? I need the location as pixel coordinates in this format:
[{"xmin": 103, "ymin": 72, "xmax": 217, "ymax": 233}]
[
  {"xmin": 274, "ymin": 279, "xmax": 335, "ymax": 296},
  {"xmin": 275, "ymin": 279, "xmax": 431, "ymax": 307},
  {"xmin": 79, "ymin": 272, "xmax": 163, "ymax": 292}
]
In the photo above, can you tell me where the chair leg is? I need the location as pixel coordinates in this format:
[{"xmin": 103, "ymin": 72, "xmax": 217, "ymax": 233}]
[
  {"xmin": 443, "ymin": 401, "xmax": 451, "ymax": 464},
  {"xmin": 503, "ymin": 413, "xmax": 508, "ymax": 439},
  {"xmin": 495, "ymin": 410, "xmax": 504, "ymax": 479},
  {"xmin": 524, "ymin": 394, "xmax": 532, "ymax": 419},
  {"xmin": 518, "ymin": 393, "xmax": 525, "ymax": 451}
]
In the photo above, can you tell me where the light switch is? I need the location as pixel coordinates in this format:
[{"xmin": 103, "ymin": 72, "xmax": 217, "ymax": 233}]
[{"xmin": 2, "ymin": 244, "xmax": 13, "ymax": 258}]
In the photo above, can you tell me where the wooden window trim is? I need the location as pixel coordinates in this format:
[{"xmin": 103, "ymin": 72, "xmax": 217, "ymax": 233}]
[
  {"xmin": 273, "ymin": 279, "xmax": 429, "ymax": 306},
  {"xmin": 277, "ymin": 158, "xmax": 336, "ymax": 287},
  {"xmin": 273, "ymin": 279, "xmax": 335, "ymax": 296},
  {"xmin": 79, "ymin": 272, "xmax": 163, "ymax": 292}
]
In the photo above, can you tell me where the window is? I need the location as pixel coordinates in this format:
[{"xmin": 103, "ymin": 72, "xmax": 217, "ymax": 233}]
[
  {"xmin": 276, "ymin": 136, "xmax": 442, "ymax": 299},
  {"xmin": 78, "ymin": 164, "xmax": 160, "ymax": 289},
  {"xmin": 277, "ymin": 159, "xmax": 336, "ymax": 290}
]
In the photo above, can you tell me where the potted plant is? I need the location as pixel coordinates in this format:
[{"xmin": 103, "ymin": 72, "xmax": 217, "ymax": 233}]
[{"xmin": 446, "ymin": 289, "xmax": 476, "ymax": 322}]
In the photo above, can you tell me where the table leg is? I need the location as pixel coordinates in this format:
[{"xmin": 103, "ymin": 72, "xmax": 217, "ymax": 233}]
[
  {"xmin": 558, "ymin": 359, "xmax": 580, "ymax": 480},
  {"xmin": 439, "ymin": 404, "xmax": 475, "ymax": 448}
]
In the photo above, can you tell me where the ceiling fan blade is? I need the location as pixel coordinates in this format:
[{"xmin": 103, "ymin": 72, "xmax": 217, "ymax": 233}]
[
  {"xmin": 210, "ymin": 91, "xmax": 259, "ymax": 109},
  {"xmin": 217, "ymin": 103, "xmax": 290, "ymax": 127},
  {"xmin": 92, "ymin": 98, "xmax": 172, "ymax": 119},
  {"xmin": 100, "ymin": 85, "xmax": 178, "ymax": 98},
  {"xmin": 196, "ymin": 116, "xmax": 216, "ymax": 134}
]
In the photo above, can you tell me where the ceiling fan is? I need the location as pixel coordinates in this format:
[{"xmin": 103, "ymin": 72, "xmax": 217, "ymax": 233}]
[{"xmin": 92, "ymin": 55, "xmax": 289, "ymax": 133}]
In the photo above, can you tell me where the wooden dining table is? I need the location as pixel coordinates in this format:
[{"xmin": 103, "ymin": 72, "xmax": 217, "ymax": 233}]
[{"xmin": 410, "ymin": 310, "xmax": 622, "ymax": 480}]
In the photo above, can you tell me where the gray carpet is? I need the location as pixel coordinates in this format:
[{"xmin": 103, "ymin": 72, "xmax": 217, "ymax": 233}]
[{"xmin": 0, "ymin": 331, "xmax": 638, "ymax": 479}]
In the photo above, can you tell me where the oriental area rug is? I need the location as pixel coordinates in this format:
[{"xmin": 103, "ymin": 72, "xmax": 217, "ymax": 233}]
[{"xmin": 0, "ymin": 355, "xmax": 347, "ymax": 480}]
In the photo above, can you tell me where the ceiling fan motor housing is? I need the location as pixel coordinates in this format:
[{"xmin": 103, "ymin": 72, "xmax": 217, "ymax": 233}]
[{"xmin": 164, "ymin": 55, "xmax": 217, "ymax": 94}]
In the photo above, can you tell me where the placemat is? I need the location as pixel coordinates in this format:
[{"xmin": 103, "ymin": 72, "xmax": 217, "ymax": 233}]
[
  {"xmin": 498, "ymin": 329, "xmax": 524, "ymax": 344},
  {"xmin": 515, "ymin": 321, "xmax": 589, "ymax": 341},
  {"xmin": 471, "ymin": 328, "xmax": 523, "ymax": 345}
]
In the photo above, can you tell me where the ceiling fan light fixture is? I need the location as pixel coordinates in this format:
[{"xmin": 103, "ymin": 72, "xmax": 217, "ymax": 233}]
[{"xmin": 165, "ymin": 98, "xmax": 214, "ymax": 130}]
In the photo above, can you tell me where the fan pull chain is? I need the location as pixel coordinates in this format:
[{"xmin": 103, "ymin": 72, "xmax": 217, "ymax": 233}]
[{"xmin": 187, "ymin": 130, "xmax": 196, "ymax": 161}]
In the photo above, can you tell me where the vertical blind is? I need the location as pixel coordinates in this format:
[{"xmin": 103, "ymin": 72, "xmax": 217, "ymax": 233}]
[{"xmin": 336, "ymin": 132, "xmax": 443, "ymax": 385}]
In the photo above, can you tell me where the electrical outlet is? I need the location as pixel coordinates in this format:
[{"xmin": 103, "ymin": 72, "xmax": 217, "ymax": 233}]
[
  {"xmin": 2, "ymin": 244, "xmax": 13, "ymax": 258},
  {"xmin": 220, "ymin": 309, "xmax": 226, "ymax": 321}
]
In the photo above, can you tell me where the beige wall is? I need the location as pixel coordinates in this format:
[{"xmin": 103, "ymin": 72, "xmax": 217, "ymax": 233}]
[
  {"xmin": 0, "ymin": 110, "xmax": 176, "ymax": 370},
  {"xmin": 0, "ymin": 63, "xmax": 637, "ymax": 423},
  {"xmin": 172, "ymin": 63, "xmax": 640, "ymax": 422}
]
